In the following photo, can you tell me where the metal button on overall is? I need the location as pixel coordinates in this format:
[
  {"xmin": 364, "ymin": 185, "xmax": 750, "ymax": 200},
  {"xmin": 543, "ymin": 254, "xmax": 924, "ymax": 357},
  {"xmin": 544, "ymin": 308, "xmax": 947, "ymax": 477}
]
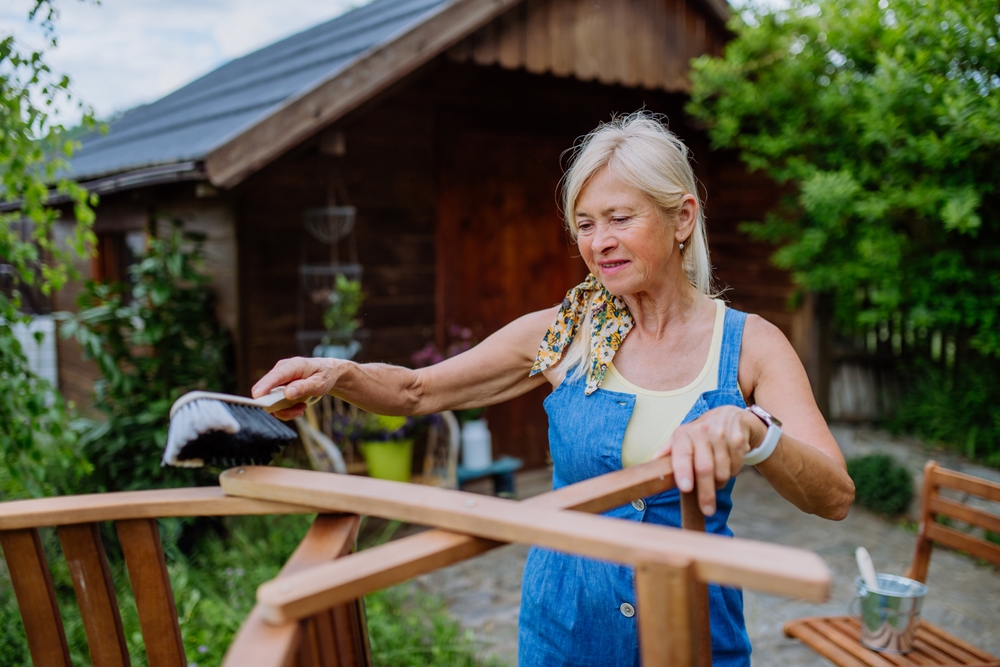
[
  {"xmin": 631, "ymin": 499, "xmax": 646, "ymax": 512},
  {"xmin": 620, "ymin": 602, "xmax": 635, "ymax": 618}
]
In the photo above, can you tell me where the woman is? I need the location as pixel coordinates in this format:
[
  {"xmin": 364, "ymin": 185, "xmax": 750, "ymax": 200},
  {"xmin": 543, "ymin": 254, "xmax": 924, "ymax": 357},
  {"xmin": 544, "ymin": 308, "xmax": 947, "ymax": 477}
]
[{"xmin": 253, "ymin": 112, "xmax": 855, "ymax": 666}]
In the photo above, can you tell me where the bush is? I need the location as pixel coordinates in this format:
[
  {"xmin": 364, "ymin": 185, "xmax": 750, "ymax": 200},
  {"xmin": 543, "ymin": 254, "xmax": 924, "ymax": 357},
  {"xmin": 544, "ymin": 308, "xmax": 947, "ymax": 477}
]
[
  {"xmin": 60, "ymin": 223, "xmax": 233, "ymax": 492},
  {"xmin": 847, "ymin": 454, "xmax": 914, "ymax": 516}
]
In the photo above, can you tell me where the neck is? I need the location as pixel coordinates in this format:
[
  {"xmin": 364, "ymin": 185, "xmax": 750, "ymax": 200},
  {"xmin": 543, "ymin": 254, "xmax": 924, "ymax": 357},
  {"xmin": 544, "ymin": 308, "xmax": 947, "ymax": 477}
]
[{"xmin": 620, "ymin": 279, "xmax": 704, "ymax": 339}]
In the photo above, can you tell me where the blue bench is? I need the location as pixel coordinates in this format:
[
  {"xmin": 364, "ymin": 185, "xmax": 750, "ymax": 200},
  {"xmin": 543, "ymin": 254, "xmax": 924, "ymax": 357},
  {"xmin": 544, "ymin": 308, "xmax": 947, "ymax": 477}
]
[{"xmin": 456, "ymin": 455, "xmax": 524, "ymax": 496}]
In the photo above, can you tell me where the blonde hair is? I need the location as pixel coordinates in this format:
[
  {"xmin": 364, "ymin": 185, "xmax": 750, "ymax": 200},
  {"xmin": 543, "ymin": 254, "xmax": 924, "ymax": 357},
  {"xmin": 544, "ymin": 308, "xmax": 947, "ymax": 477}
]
[{"xmin": 553, "ymin": 112, "xmax": 715, "ymax": 385}]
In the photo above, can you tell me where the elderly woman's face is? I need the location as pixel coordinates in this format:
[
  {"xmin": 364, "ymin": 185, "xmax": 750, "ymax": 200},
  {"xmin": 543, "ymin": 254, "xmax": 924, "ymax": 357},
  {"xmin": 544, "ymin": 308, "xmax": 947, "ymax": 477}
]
[{"xmin": 575, "ymin": 168, "xmax": 676, "ymax": 296}]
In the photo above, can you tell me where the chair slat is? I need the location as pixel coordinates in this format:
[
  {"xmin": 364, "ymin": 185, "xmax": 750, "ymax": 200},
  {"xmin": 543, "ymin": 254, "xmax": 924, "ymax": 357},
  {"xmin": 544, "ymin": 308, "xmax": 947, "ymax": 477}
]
[
  {"xmin": 919, "ymin": 620, "xmax": 996, "ymax": 662},
  {"xmin": 679, "ymin": 491, "xmax": 711, "ymax": 667},
  {"xmin": 224, "ymin": 514, "xmax": 365, "ymax": 667},
  {"xmin": 0, "ymin": 528, "xmax": 72, "ymax": 667},
  {"xmin": 115, "ymin": 519, "xmax": 186, "ymax": 667},
  {"xmin": 924, "ymin": 522, "xmax": 1000, "ymax": 567},
  {"xmin": 788, "ymin": 623, "xmax": 870, "ymax": 667},
  {"xmin": 825, "ymin": 618, "xmax": 904, "ymax": 666},
  {"xmin": 932, "ymin": 468, "xmax": 1000, "ymax": 503},
  {"xmin": 57, "ymin": 523, "xmax": 130, "ymax": 667},
  {"xmin": 928, "ymin": 496, "xmax": 1000, "ymax": 535},
  {"xmin": 914, "ymin": 627, "xmax": 986, "ymax": 665}
]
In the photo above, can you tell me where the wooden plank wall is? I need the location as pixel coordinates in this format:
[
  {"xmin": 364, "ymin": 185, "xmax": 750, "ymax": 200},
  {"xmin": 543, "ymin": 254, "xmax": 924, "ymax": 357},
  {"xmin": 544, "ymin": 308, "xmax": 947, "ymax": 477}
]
[
  {"xmin": 448, "ymin": 0, "xmax": 726, "ymax": 91},
  {"xmin": 234, "ymin": 88, "xmax": 438, "ymax": 388}
]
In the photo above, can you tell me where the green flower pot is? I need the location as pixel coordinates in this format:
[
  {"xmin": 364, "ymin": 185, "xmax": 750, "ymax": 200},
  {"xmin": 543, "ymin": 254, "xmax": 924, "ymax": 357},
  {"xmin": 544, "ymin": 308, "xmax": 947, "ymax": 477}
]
[{"xmin": 359, "ymin": 439, "xmax": 414, "ymax": 482}]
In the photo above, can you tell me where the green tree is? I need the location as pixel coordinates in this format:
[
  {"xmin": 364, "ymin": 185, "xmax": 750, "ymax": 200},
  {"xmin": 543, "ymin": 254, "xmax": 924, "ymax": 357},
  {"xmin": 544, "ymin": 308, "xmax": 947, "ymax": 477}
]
[
  {"xmin": 0, "ymin": 1, "xmax": 97, "ymax": 497},
  {"xmin": 688, "ymin": 0, "xmax": 1000, "ymax": 460}
]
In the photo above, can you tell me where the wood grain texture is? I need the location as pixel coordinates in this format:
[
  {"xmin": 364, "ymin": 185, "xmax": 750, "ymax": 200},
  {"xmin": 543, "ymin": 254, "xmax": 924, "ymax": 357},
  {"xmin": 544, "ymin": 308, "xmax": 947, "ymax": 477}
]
[
  {"xmin": 784, "ymin": 616, "xmax": 997, "ymax": 666},
  {"xmin": 205, "ymin": 0, "xmax": 526, "ymax": 187},
  {"xmin": 448, "ymin": 0, "xmax": 727, "ymax": 92},
  {"xmin": 635, "ymin": 560, "xmax": 702, "ymax": 667},
  {"xmin": 240, "ymin": 459, "xmax": 677, "ymax": 623},
  {"xmin": 220, "ymin": 466, "xmax": 830, "ymax": 623},
  {"xmin": 932, "ymin": 466, "xmax": 1000, "ymax": 503},
  {"xmin": 224, "ymin": 514, "xmax": 364, "ymax": 667},
  {"xmin": 0, "ymin": 486, "xmax": 319, "ymax": 530},
  {"xmin": 0, "ymin": 528, "xmax": 72, "ymax": 667},
  {"xmin": 57, "ymin": 523, "xmax": 130, "ymax": 667},
  {"xmin": 679, "ymin": 492, "xmax": 711, "ymax": 667},
  {"xmin": 115, "ymin": 519, "xmax": 186, "ymax": 667}
]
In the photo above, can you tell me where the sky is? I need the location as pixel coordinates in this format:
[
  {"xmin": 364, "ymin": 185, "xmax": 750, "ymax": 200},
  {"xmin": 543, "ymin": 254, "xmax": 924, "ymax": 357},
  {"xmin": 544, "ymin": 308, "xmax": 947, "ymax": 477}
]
[{"xmin": 0, "ymin": 0, "xmax": 363, "ymax": 125}]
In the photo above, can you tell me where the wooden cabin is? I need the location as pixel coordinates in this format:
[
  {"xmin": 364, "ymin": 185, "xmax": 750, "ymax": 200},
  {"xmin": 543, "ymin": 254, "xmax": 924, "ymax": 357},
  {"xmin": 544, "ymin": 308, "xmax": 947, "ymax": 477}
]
[{"xmin": 56, "ymin": 0, "xmax": 813, "ymax": 468}]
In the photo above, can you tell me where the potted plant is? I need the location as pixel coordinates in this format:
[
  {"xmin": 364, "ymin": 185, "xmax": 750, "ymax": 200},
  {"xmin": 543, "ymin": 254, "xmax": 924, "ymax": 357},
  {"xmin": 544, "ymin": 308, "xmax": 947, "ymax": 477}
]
[
  {"xmin": 332, "ymin": 410, "xmax": 427, "ymax": 482},
  {"xmin": 313, "ymin": 274, "xmax": 363, "ymax": 359}
]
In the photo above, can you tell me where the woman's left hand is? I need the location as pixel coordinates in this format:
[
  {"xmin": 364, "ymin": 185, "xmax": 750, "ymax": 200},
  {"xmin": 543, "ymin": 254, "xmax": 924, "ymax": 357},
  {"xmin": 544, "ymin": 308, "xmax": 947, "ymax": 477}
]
[{"xmin": 652, "ymin": 406, "xmax": 766, "ymax": 517}]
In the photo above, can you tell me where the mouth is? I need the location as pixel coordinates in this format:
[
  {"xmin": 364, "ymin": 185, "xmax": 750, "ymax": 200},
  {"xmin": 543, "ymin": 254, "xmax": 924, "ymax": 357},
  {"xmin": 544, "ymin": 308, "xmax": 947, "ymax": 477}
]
[{"xmin": 598, "ymin": 260, "xmax": 631, "ymax": 274}]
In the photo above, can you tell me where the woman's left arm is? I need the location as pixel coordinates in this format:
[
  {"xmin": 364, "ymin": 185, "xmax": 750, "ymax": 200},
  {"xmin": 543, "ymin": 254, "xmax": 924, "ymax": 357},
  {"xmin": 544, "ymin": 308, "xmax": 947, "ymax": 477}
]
[
  {"xmin": 741, "ymin": 315, "xmax": 855, "ymax": 519},
  {"xmin": 656, "ymin": 315, "xmax": 855, "ymax": 520}
]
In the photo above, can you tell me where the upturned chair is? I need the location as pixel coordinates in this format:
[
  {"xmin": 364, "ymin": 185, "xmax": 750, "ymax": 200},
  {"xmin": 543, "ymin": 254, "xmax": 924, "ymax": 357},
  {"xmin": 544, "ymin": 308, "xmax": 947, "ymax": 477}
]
[
  {"xmin": 784, "ymin": 460, "xmax": 1000, "ymax": 667},
  {"xmin": 1, "ymin": 458, "xmax": 833, "ymax": 667}
]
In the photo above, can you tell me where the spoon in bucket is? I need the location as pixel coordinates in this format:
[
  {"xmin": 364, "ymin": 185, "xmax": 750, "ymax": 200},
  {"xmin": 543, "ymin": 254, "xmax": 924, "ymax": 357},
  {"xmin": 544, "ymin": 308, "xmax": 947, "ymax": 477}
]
[{"xmin": 856, "ymin": 546, "xmax": 880, "ymax": 591}]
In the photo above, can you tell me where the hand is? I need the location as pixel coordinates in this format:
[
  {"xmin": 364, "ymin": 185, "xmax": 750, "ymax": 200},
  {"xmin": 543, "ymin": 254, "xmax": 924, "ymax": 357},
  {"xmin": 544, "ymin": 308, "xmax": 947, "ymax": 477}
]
[
  {"xmin": 252, "ymin": 357, "xmax": 341, "ymax": 420},
  {"xmin": 652, "ymin": 406, "xmax": 766, "ymax": 516}
]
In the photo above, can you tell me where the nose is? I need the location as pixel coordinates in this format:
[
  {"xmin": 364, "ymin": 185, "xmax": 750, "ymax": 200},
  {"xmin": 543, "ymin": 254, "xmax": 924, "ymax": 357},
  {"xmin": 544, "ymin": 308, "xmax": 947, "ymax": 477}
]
[{"xmin": 591, "ymin": 221, "xmax": 618, "ymax": 254}]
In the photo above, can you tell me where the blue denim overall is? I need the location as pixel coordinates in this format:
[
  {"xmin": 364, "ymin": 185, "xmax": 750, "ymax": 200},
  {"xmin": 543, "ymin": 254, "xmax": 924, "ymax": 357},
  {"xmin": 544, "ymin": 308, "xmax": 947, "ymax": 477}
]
[{"xmin": 519, "ymin": 307, "xmax": 752, "ymax": 666}]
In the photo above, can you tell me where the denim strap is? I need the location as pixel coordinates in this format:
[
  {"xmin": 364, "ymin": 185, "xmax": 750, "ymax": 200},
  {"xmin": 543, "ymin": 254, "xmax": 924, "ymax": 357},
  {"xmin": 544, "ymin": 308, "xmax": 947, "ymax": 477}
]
[{"xmin": 717, "ymin": 308, "xmax": 747, "ymax": 393}]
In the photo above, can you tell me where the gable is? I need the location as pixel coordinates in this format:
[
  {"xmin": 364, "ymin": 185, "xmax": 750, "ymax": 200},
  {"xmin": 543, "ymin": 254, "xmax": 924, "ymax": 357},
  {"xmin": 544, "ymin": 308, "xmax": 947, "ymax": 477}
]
[{"xmin": 448, "ymin": 0, "xmax": 727, "ymax": 91}]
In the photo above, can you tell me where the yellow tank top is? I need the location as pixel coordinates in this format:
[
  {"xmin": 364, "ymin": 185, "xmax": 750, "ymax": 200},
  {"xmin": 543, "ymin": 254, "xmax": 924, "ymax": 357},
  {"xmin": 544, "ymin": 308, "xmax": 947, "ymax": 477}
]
[{"xmin": 603, "ymin": 300, "xmax": 726, "ymax": 467}]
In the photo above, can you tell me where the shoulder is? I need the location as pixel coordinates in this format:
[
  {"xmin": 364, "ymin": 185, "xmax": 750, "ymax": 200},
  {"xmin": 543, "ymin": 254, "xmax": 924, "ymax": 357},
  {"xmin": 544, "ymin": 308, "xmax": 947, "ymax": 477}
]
[
  {"xmin": 736, "ymin": 312, "xmax": 801, "ymax": 398},
  {"xmin": 486, "ymin": 305, "xmax": 560, "ymax": 363}
]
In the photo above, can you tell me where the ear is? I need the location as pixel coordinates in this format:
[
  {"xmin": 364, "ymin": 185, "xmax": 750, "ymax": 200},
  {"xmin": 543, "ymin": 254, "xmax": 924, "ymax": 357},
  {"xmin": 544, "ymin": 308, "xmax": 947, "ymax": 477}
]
[{"xmin": 674, "ymin": 194, "xmax": 699, "ymax": 245}]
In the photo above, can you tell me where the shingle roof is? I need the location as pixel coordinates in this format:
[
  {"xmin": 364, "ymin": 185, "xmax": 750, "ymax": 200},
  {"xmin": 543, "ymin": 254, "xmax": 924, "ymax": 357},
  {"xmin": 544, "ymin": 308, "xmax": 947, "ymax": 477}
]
[{"xmin": 69, "ymin": 0, "xmax": 449, "ymax": 181}]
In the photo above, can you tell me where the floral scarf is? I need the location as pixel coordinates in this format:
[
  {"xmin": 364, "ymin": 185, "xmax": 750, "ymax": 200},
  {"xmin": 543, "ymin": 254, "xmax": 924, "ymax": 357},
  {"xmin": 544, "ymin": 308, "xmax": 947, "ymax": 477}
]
[{"xmin": 529, "ymin": 274, "xmax": 633, "ymax": 395}]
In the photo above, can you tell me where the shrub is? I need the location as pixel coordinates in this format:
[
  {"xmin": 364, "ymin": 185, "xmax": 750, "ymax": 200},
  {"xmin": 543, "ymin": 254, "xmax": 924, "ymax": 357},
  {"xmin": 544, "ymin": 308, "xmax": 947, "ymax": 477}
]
[
  {"xmin": 847, "ymin": 454, "xmax": 914, "ymax": 516},
  {"xmin": 60, "ymin": 223, "xmax": 233, "ymax": 492}
]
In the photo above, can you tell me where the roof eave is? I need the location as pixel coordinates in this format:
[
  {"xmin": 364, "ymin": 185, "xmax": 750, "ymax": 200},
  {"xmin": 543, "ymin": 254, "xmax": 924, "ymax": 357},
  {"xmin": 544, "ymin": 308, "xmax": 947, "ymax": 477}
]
[{"xmin": 204, "ymin": 0, "xmax": 525, "ymax": 189}]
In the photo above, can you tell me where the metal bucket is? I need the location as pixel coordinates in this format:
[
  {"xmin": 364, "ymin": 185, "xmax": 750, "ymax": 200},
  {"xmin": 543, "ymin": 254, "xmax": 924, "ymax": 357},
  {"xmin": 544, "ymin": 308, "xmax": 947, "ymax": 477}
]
[{"xmin": 853, "ymin": 574, "xmax": 928, "ymax": 653}]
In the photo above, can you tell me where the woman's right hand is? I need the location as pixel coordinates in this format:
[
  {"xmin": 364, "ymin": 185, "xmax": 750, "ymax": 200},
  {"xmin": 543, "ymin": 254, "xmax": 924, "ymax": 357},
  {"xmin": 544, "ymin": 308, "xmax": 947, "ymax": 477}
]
[{"xmin": 252, "ymin": 356, "xmax": 341, "ymax": 420}]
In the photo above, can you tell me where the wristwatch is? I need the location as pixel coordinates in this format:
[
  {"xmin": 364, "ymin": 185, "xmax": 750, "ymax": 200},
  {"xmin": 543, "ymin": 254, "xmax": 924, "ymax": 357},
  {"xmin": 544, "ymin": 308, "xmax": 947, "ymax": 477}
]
[{"xmin": 743, "ymin": 405, "xmax": 783, "ymax": 466}]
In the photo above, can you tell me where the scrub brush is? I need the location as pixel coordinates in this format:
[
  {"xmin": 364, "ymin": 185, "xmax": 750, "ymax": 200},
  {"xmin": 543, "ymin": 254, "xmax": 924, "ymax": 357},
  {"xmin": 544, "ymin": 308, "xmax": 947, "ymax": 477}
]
[{"xmin": 163, "ymin": 387, "xmax": 321, "ymax": 467}]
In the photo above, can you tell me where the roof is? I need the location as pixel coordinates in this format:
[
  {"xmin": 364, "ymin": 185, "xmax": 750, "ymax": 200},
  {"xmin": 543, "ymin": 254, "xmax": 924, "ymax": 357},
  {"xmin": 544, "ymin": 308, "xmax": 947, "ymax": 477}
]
[
  {"xmin": 69, "ymin": 0, "xmax": 450, "ymax": 181},
  {"xmin": 70, "ymin": 0, "xmax": 730, "ymax": 188}
]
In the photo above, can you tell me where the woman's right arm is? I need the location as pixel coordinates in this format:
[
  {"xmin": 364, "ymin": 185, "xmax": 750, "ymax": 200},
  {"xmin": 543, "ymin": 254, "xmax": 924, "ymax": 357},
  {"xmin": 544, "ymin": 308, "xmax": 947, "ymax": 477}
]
[{"xmin": 252, "ymin": 307, "xmax": 558, "ymax": 420}]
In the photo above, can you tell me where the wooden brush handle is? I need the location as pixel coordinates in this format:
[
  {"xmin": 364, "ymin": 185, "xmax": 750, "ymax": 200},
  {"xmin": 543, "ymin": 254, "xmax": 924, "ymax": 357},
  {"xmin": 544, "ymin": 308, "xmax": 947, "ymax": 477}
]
[{"xmin": 169, "ymin": 388, "xmax": 321, "ymax": 418}]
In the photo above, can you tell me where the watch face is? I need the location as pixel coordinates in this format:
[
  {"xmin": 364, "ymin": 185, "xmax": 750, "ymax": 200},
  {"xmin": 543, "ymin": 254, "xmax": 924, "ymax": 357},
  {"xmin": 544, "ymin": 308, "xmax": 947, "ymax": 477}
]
[{"xmin": 749, "ymin": 404, "xmax": 783, "ymax": 428}]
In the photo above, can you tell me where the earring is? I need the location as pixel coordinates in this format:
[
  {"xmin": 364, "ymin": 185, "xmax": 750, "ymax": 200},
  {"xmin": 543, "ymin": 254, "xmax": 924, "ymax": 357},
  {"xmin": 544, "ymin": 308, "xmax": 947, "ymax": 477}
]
[{"xmin": 679, "ymin": 241, "xmax": 685, "ymax": 251}]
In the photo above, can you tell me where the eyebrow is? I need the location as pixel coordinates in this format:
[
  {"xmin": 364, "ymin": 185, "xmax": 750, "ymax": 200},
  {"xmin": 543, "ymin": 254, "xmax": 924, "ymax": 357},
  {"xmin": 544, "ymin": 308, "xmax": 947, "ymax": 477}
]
[{"xmin": 576, "ymin": 205, "xmax": 636, "ymax": 218}]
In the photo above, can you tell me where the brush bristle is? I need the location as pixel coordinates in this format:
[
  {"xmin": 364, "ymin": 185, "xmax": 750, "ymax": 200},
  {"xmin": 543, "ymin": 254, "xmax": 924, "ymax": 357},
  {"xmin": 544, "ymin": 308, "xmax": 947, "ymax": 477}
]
[{"xmin": 163, "ymin": 399, "xmax": 297, "ymax": 467}]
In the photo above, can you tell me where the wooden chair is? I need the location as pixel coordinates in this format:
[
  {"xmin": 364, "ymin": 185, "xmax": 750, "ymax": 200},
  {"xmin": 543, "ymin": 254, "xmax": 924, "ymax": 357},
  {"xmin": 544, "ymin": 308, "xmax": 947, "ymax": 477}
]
[
  {"xmin": 784, "ymin": 460, "xmax": 1000, "ymax": 667},
  {"xmin": 221, "ymin": 460, "xmax": 833, "ymax": 667},
  {"xmin": 0, "ymin": 487, "xmax": 371, "ymax": 667},
  {"xmin": 1, "ymin": 457, "xmax": 835, "ymax": 667}
]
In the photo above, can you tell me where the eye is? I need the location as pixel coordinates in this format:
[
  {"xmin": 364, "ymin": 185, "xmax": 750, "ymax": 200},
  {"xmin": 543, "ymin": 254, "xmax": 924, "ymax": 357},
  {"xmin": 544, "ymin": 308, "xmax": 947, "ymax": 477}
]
[
  {"xmin": 611, "ymin": 216, "xmax": 630, "ymax": 224},
  {"xmin": 577, "ymin": 220, "xmax": 595, "ymax": 233}
]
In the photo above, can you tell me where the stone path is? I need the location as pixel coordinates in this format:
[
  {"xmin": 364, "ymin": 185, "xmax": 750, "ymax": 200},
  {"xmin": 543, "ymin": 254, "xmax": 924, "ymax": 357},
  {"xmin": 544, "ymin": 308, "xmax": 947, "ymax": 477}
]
[{"xmin": 412, "ymin": 427, "xmax": 1000, "ymax": 665}]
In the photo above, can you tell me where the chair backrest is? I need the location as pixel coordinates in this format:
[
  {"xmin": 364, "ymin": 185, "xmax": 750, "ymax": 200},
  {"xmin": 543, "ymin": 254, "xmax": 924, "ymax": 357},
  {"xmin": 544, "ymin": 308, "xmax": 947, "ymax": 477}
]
[
  {"xmin": 906, "ymin": 460, "xmax": 1000, "ymax": 583},
  {"xmin": 0, "ymin": 488, "xmax": 368, "ymax": 667}
]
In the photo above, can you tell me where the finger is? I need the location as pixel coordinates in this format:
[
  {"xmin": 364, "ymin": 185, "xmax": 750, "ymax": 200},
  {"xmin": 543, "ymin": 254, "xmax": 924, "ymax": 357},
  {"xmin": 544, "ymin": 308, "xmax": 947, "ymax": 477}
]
[
  {"xmin": 712, "ymin": 433, "xmax": 733, "ymax": 485},
  {"xmin": 285, "ymin": 372, "xmax": 328, "ymax": 401},
  {"xmin": 692, "ymin": 440, "xmax": 717, "ymax": 516},
  {"xmin": 252, "ymin": 359, "xmax": 306, "ymax": 398},
  {"xmin": 272, "ymin": 404, "xmax": 307, "ymax": 421},
  {"xmin": 671, "ymin": 432, "xmax": 695, "ymax": 493}
]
